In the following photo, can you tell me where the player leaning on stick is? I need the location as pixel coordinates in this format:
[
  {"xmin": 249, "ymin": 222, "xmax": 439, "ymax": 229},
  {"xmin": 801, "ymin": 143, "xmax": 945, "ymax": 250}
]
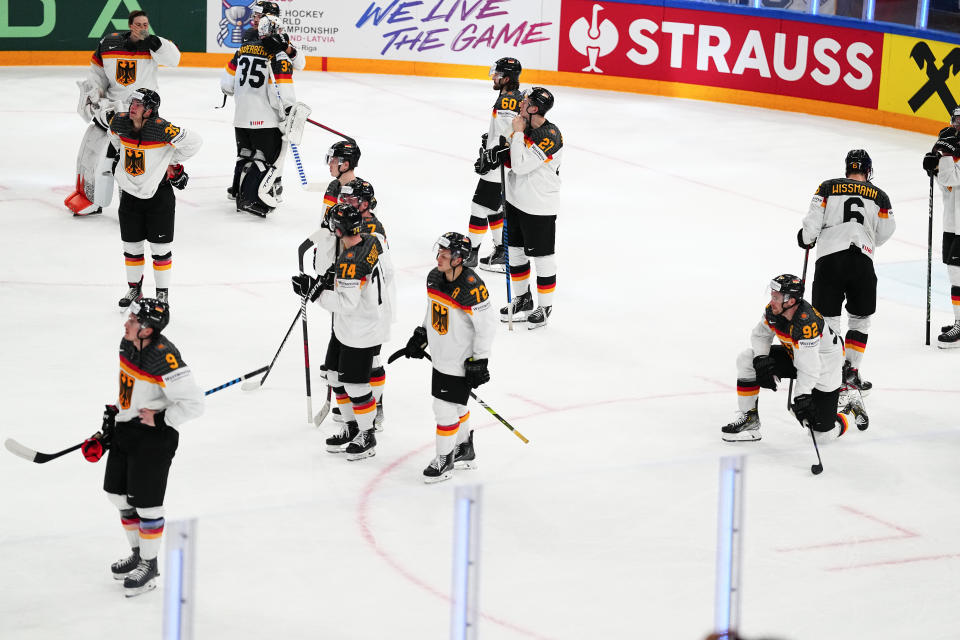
[
  {"xmin": 923, "ymin": 117, "xmax": 960, "ymax": 348},
  {"xmin": 797, "ymin": 150, "xmax": 894, "ymax": 392},
  {"xmin": 721, "ymin": 275, "xmax": 867, "ymax": 442},
  {"xmin": 292, "ymin": 204, "xmax": 391, "ymax": 460},
  {"xmin": 67, "ymin": 9, "xmax": 181, "ymax": 216},
  {"xmin": 401, "ymin": 233, "xmax": 496, "ymax": 483},
  {"xmin": 492, "ymin": 87, "xmax": 563, "ymax": 329},
  {"xmin": 466, "ymin": 57, "xmax": 523, "ymax": 271},
  {"xmin": 80, "ymin": 299, "xmax": 203, "ymax": 597},
  {"xmin": 109, "ymin": 89, "xmax": 201, "ymax": 309}
]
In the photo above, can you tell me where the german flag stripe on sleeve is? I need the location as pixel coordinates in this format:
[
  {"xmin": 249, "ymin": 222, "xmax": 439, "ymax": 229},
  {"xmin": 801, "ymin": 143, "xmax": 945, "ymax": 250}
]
[
  {"xmin": 428, "ymin": 288, "xmax": 473, "ymax": 314},
  {"xmin": 878, "ymin": 209, "xmax": 891, "ymax": 218},
  {"xmin": 120, "ymin": 355, "xmax": 166, "ymax": 386},
  {"xmin": 274, "ymin": 73, "xmax": 293, "ymax": 83},
  {"xmin": 323, "ymin": 194, "xmax": 337, "ymax": 207},
  {"xmin": 226, "ymin": 59, "xmax": 237, "ymax": 75}
]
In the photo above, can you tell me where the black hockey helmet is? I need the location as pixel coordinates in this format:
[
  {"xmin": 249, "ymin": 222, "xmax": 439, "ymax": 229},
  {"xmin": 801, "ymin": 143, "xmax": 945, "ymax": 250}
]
[
  {"xmin": 435, "ymin": 232, "xmax": 472, "ymax": 265},
  {"xmin": 770, "ymin": 274, "xmax": 804, "ymax": 304},
  {"xmin": 340, "ymin": 178, "xmax": 375, "ymax": 205},
  {"xmin": 254, "ymin": 1, "xmax": 280, "ymax": 16},
  {"xmin": 129, "ymin": 88, "xmax": 160, "ymax": 116},
  {"xmin": 845, "ymin": 149, "xmax": 872, "ymax": 179},
  {"xmin": 523, "ymin": 86, "xmax": 554, "ymax": 115},
  {"xmin": 328, "ymin": 203, "xmax": 363, "ymax": 237},
  {"xmin": 490, "ymin": 57, "xmax": 521, "ymax": 81},
  {"xmin": 130, "ymin": 298, "xmax": 170, "ymax": 334},
  {"xmin": 326, "ymin": 141, "xmax": 361, "ymax": 169}
]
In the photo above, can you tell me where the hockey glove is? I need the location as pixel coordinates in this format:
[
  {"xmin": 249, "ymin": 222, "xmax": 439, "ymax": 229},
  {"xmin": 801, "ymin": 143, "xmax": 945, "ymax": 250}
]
[
  {"xmin": 318, "ymin": 265, "xmax": 336, "ymax": 290},
  {"xmin": 934, "ymin": 136, "xmax": 959, "ymax": 158},
  {"xmin": 791, "ymin": 394, "xmax": 817, "ymax": 428},
  {"xmin": 753, "ymin": 355, "xmax": 778, "ymax": 391},
  {"xmin": 474, "ymin": 136, "xmax": 509, "ymax": 175},
  {"xmin": 145, "ymin": 35, "xmax": 162, "ymax": 52},
  {"xmin": 291, "ymin": 273, "xmax": 322, "ymax": 301},
  {"xmin": 101, "ymin": 404, "xmax": 118, "ymax": 444},
  {"xmin": 93, "ymin": 109, "xmax": 115, "ymax": 131},
  {"xmin": 404, "ymin": 326, "xmax": 428, "ymax": 359},
  {"xmin": 167, "ymin": 164, "xmax": 189, "ymax": 190},
  {"xmin": 924, "ymin": 152, "xmax": 940, "ymax": 176},
  {"xmin": 796, "ymin": 229, "xmax": 816, "ymax": 250},
  {"xmin": 262, "ymin": 33, "xmax": 286, "ymax": 55},
  {"xmin": 464, "ymin": 358, "xmax": 490, "ymax": 389},
  {"xmin": 473, "ymin": 133, "xmax": 489, "ymax": 174},
  {"xmin": 81, "ymin": 437, "xmax": 105, "ymax": 463}
]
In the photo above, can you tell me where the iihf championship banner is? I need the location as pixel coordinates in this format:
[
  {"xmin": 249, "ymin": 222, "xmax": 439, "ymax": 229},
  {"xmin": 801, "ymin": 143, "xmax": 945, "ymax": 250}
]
[{"xmin": 206, "ymin": 0, "xmax": 562, "ymax": 68}]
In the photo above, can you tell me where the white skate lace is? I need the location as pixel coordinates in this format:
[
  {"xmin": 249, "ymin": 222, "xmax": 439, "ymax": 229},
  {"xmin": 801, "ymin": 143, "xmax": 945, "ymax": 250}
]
[{"xmin": 128, "ymin": 560, "xmax": 153, "ymax": 581}]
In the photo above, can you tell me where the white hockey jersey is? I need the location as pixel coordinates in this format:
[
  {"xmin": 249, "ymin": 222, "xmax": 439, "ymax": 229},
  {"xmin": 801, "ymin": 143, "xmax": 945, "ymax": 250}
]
[
  {"xmin": 220, "ymin": 42, "xmax": 296, "ymax": 129},
  {"xmin": 751, "ymin": 301, "xmax": 843, "ymax": 396},
  {"xmin": 317, "ymin": 235, "xmax": 391, "ymax": 349},
  {"xmin": 936, "ymin": 155, "xmax": 960, "ymax": 234},
  {"xmin": 423, "ymin": 267, "xmax": 496, "ymax": 378},
  {"xmin": 87, "ymin": 31, "xmax": 180, "ymax": 103},
  {"xmin": 800, "ymin": 177, "xmax": 895, "ymax": 260},
  {"xmin": 108, "ymin": 114, "xmax": 202, "ymax": 199},
  {"xmin": 117, "ymin": 336, "xmax": 204, "ymax": 428},
  {"xmin": 505, "ymin": 119, "xmax": 563, "ymax": 216},
  {"xmin": 480, "ymin": 90, "xmax": 522, "ymax": 184}
]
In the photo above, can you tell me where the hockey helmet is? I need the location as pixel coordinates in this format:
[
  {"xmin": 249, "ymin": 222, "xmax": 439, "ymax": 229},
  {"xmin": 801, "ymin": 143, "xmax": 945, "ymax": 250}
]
[
  {"xmin": 434, "ymin": 232, "xmax": 472, "ymax": 265},
  {"xmin": 490, "ymin": 57, "xmax": 522, "ymax": 81},
  {"xmin": 328, "ymin": 203, "xmax": 363, "ymax": 237},
  {"xmin": 254, "ymin": 1, "xmax": 280, "ymax": 16},
  {"xmin": 339, "ymin": 178, "xmax": 375, "ymax": 205},
  {"xmin": 257, "ymin": 13, "xmax": 282, "ymax": 37},
  {"xmin": 326, "ymin": 141, "xmax": 361, "ymax": 169},
  {"xmin": 952, "ymin": 107, "xmax": 960, "ymax": 127},
  {"xmin": 129, "ymin": 88, "xmax": 160, "ymax": 116},
  {"xmin": 845, "ymin": 149, "xmax": 872, "ymax": 179},
  {"xmin": 770, "ymin": 274, "xmax": 804, "ymax": 304},
  {"xmin": 130, "ymin": 298, "xmax": 170, "ymax": 334},
  {"xmin": 523, "ymin": 86, "xmax": 554, "ymax": 116}
]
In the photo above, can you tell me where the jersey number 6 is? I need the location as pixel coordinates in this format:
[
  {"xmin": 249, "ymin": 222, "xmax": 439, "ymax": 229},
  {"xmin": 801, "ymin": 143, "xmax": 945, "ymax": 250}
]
[{"xmin": 842, "ymin": 197, "xmax": 865, "ymax": 225}]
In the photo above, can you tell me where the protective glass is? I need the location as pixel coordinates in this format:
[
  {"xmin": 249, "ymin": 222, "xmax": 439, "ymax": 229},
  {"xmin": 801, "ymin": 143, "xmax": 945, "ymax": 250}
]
[
  {"xmin": 489, "ymin": 64, "xmax": 502, "ymax": 80},
  {"xmin": 325, "ymin": 149, "xmax": 338, "ymax": 164}
]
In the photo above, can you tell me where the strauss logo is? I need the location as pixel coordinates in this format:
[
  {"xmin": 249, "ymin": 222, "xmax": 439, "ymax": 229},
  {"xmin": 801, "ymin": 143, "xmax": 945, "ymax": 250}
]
[{"xmin": 568, "ymin": 3, "xmax": 619, "ymax": 74}]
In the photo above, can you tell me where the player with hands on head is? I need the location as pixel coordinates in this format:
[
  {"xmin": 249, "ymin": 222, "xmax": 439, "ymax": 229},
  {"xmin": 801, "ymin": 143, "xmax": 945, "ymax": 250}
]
[
  {"xmin": 797, "ymin": 149, "xmax": 894, "ymax": 393},
  {"xmin": 95, "ymin": 298, "xmax": 203, "ymax": 597},
  {"xmin": 721, "ymin": 275, "xmax": 867, "ymax": 442},
  {"xmin": 500, "ymin": 86, "xmax": 564, "ymax": 329},
  {"xmin": 402, "ymin": 232, "xmax": 495, "ymax": 483},
  {"xmin": 927, "ymin": 112, "xmax": 960, "ymax": 347},
  {"xmin": 243, "ymin": 1, "xmax": 307, "ymax": 70}
]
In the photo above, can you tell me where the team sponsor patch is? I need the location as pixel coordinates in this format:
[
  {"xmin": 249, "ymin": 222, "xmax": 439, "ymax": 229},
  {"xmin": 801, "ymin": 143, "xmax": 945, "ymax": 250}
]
[
  {"xmin": 797, "ymin": 338, "xmax": 818, "ymax": 348},
  {"xmin": 164, "ymin": 368, "xmax": 191, "ymax": 383},
  {"xmin": 811, "ymin": 194, "xmax": 824, "ymax": 206}
]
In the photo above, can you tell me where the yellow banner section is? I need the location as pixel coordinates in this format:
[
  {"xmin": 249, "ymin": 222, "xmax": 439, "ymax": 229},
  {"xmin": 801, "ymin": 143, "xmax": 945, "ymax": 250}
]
[{"xmin": 879, "ymin": 33, "xmax": 960, "ymax": 124}]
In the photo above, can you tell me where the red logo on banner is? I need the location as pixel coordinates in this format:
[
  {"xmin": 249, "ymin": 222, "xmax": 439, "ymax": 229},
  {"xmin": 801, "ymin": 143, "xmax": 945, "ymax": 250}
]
[{"xmin": 559, "ymin": 0, "xmax": 883, "ymax": 108}]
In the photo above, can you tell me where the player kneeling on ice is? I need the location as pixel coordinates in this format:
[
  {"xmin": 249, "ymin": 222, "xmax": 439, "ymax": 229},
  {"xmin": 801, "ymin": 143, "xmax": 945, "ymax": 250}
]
[
  {"xmin": 401, "ymin": 233, "xmax": 496, "ymax": 483},
  {"xmin": 80, "ymin": 299, "xmax": 203, "ymax": 597},
  {"xmin": 721, "ymin": 274, "xmax": 868, "ymax": 442}
]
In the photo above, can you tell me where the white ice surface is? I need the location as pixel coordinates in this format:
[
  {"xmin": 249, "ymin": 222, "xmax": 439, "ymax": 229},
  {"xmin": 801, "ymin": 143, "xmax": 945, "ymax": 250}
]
[{"xmin": 1, "ymin": 67, "xmax": 958, "ymax": 640}]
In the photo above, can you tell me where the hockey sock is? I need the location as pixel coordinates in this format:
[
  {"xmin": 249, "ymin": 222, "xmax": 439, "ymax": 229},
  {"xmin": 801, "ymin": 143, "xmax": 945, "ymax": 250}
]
[
  {"xmin": 508, "ymin": 248, "xmax": 530, "ymax": 295},
  {"xmin": 824, "ymin": 315, "xmax": 843, "ymax": 338},
  {"xmin": 345, "ymin": 383, "xmax": 376, "ymax": 431},
  {"xmin": 455, "ymin": 409, "xmax": 471, "ymax": 446},
  {"xmin": 533, "ymin": 254, "xmax": 557, "ymax": 308},
  {"xmin": 369, "ymin": 366, "xmax": 385, "ymax": 404},
  {"xmin": 151, "ymin": 243, "xmax": 173, "ymax": 290},
  {"xmin": 436, "ymin": 422, "xmax": 459, "ymax": 456},
  {"xmin": 123, "ymin": 241, "xmax": 145, "ymax": 286},
  {"xmin": 844, "ymin": 330, "xmax": 868, "ymax": 369},
  {"xmin": 834, "ymin": 411, "xmax": 851, "ymax": 437},
  {"xmin": 736, "ymin": 378, "xmax": 760, "ymax": 413},
  {"xmin": 120, "ymin": 508, "xmax": 140, "ymax": 548},
  {"xmin": 333, "ymin": 386, "xmax": 355, "ymax": 422},
  {"xmin": 488, "ymin": 211, "xmax": 504, "ymax": 245},
  {"xmin": 468, "ymin": 215, "xmax": 488, "ymax": 247},
  {"xmin": 953, "ymin": 285, "xmax": 960, "ymax": 323},
  {"xmin": 136, "ymin": 507, "xmax": 165, "ymax": 560}
]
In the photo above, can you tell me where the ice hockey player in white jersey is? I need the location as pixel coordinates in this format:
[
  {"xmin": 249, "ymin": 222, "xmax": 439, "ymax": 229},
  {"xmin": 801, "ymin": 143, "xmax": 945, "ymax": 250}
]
[
  {"xmin": 108, "ymin": 90, "xmax": 202, "ymax": 309},
  {"xmin": 221, "ymin": 13, "xmax": 296, "ymax": 217},
  {"xmin": 243, "ymin": 1, "xmax": 307, "ymax": 71},
  {"xmin": 798, "ymin": 150, "xmax": 894, "ymax": 393},
  {"xmin": 721, "ymin": 275, "xmax": 867, "ymax": 443},
  {"xmin": 923, "ymin": 121, "xmax": 960, "ymax": 348},
  {"xmin": 80, "ymin": 299, "xmax": 203, "ymax": 597},
  {"xmin": 401, "ymin": 233, "xmax": 496, "ymax": 483},
  {"xmin": 291, "ymin": 204, "xmax": 391, "ymax": 461},
  {"xmin": 466, "ymin": 57, "xmax": 523, "ymax": 272},
  {"xmin": 67, "ymin": 10, "xmax": 180, "ymax": 216}
]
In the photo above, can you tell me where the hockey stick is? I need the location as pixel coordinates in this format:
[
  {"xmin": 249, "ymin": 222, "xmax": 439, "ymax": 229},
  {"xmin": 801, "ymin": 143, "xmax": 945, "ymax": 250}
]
[
  {"xmin": 500, "ymin": 162, "xmax": 513, "ymax": 331},
  {"xmin": 306, "ymin": 118, "xmax": 356, "ymax": 144},
  {"xmin": 786, "ymin": 248, "xmax": 811, "ymax": 411},
  {"xmin": 241, "ymin": 306, "xmax": 303, "ymax": 391},
  {"xmin": 6, "ymin": 369, "xmax": 270, "ymax": 464},
  {"xmin": 808, "ymin": 424, "xmax": 824, "ymax": 475},
  {"xmin": 313, "ymin": 384, "xmax": 332, "ymax": 427},
  {"xmin": 299, "ymin": 287, "xmax": 313, "ymax": 424},
  {"xmin": 926, "ymin": 173, "xmax": 934, "ymax": 346}
]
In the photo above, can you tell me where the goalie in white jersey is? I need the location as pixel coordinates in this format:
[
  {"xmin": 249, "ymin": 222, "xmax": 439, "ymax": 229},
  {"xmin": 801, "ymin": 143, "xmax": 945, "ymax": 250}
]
[
  {"xmin": 400, "ymin": 233, "xmax": 496, "ymax": 483},
  {"xmin": 67, "ymin": 10, "xmax": 180, "ymax": 216},
  {"xmin": 798, "ymin": 149, "xmax": 895, "ymax": 395},
  {"xmin": 923, "ymin": 120, "xmax": 960, "ymax": 348}
]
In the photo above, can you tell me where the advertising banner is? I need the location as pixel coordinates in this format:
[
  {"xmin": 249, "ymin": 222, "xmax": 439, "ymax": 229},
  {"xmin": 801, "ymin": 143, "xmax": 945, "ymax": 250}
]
[
  {"xmin": 878, "ymin": 33, "xmax": 960, "ymax": 123},
  {"xmin": 557, "ymin": 0, "xmax": 883, "ymax": 109},
  {"xmin": 207, "ymin": 0, "xmax": 562, "ymax": 69},
  {"xmin": 0, "ymin": 0, "xmax": 204, "ymax": 52}
]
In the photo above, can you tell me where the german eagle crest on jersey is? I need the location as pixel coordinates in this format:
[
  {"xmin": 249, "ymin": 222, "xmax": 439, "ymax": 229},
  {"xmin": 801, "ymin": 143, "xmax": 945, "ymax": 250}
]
[
  {"xmin": 432, "ymin": 301, "xmax": 449, "ymax": 335},
  {"xmin": 116, "ymin": 59, "xmax": 137, "ymax": 86},
  {"xmin": 125, "ymin": 148, "xmax": 145, "ymax": 176}
]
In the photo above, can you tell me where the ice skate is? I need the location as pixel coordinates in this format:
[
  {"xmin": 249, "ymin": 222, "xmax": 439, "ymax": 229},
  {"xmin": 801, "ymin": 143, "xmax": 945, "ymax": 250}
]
[
  {"xmin": 374, "ymin": 401, "xmax": 385, "ymax": 432},
  {"xmin": 938, "ymin": 322, "xmax": 960, "ymax": 349},
  {"xmin": 721, "ymin": 408, "xmax": 761, "ymax": 442},
  {"xmin": 842, "ymin": 362, "xmax": 872, "ymax": 396},
  {"xmin": 345, "ymin": 429, "xmax": 376, "ymax": 461},
  {"xmin": 111, "ymin": 547, "xmax": 140, "ymax": 581},
  {"xmin": 478, "ymin": 243, "xmax": 506, "ymax": 273},
  {"xmin": 423, "ymin": 452, "xmax": 454, "ymax": 484},
  {"xmin": 238, "ymin": 199, "xmax": 271, "ymax": 218},
  {"xmin": 500, "ymin": 290, "xmax": 533, "ymax": 322},
  {"xmin": 325, "ymin": 420, "xmax": 358, "ymax": 453},
  {"xmin": 463, "ymin": 246, "xmax": 479, "ymax": 268},
  {"xmin": 841, "ymin": 390, "xmax": 869, "ymax": 431},
  {"xmin": 118, "ymin": 280, "xmax": 143, "ymax": 310},
  {"xmin": 526, "ymin": 305, "xmax": 551, "ymax": 330},
  {"xmin": 453, "ymin": 432, "xmax": 476, "ymax": 470},
  {"xmin": 123, "ymin": 557, "xmax": 158, "ymax": 597},
  {"xmin": 156, "ymin": 288, "xmax": 168, "ymax": 305}
]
